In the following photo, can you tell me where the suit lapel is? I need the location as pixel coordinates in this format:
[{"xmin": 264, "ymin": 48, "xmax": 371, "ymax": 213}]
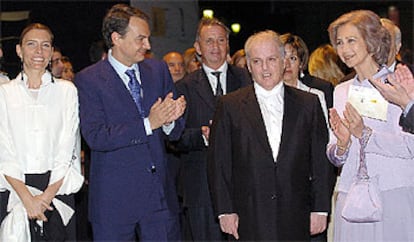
[
  {"xmin": 226, "ymin": 65, "xmax": 240, "ymax": 93},
  {"xmin": 242, "ymin": 86, "xmax": 273, "ymax": 158},
  {"xmin": 193, "ymin": 70, "xmax": 216, "ymax": 110},
  {"xmin": 138, "ymin": 61, "xmax": 154, "ymax": 113},
  {"xmin": 276, "ymin": 86, "xmax": 297, "ymax": 163},
  {"xmin": 101, "ymin": 60, "xmax": 136, "ymax": 110}
]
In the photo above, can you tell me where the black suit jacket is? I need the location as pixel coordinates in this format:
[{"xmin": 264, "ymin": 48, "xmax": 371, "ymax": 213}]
[
  {"xmin": 208, "ymin": 85, "xmax": 335, "ymax": 241},
  {"xmin": 301, "ymin": 74, "xmax": 334, "ymax": 109},
  {"xmin": 175, "ymin": 65, "xmax": 251, "ymax": 207},
  {"xmin": 400, "ymin": 105, "xmax": 414, "ymax": 134}
]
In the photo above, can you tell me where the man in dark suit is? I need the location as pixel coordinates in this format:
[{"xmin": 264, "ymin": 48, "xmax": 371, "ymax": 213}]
[
  {"xmin": 75, "ymin": 4, "xmax": 186, "ymax": 241},
  {"xmin": 207, "ymin": 30, "xmax": 335, "ymax": 241},
  {"xmin": 175, "ymin": 17, "xmax": 251, "ymax": 241}
]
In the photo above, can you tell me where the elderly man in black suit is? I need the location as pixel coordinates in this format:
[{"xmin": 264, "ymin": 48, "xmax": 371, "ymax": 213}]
[
  {"xmin": 207, "ymin": 30, "xmax": 335, "ymax": 241},
  {"xmin": 175, "ymin": 17, "xmax": 251, "ymax": 241}
]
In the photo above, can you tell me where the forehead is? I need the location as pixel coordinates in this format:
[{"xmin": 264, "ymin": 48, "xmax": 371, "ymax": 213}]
[
  {"xmin": 200, "ymin": 25, "xmax": 226, "ymax": 37},
  {"xmin": 337, "ymin": 23, "xmax": 361, "ymax": 38},
  {"xmin": 166, "ymin": 54, "xmax": 183, "ymax": 62},
  {"xmin": 52, "ymin": 51, "xmax": 62, "ymax": 58},
  {"xmin": 23, "ymin": 29, "xmax": 52, "ymax": 42},
  {"xmin": 284, "ymin": 44, "xmax": 297, "ymax": 54},
  {"xmin": 249, "ymin": 38, "xmax": 280, "ymax": 57},
  {"xmin": 127, "ymin": 16, "xmax": 150, "ymax": 36}
]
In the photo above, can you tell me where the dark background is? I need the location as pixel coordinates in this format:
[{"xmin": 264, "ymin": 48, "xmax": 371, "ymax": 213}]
[{"xmin": 1, "ymin": 0, "xmax": 413, "ymax": 78}]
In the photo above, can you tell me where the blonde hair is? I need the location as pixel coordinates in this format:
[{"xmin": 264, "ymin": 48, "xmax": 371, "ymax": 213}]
[
  {"xmin": 230, "ymin": 49, "xmax": 246, "ymax": 67},
  {"xmin": 308, "ymin": 44, "xmax": 344, "ymax": 86}
]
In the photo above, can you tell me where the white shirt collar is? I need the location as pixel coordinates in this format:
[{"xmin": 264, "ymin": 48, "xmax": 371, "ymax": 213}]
[
  {"xmin": 108, "ymin": 49, "xmax": 140, "ymax": 85},
  {"xmin": 17, "ymin": 71, "xmax": 54, "ymax": 88},
  {"xmin": 254, "ymin": 81, "xmax": 284, "ymax": 99},
  {"xmin": 202, "ymin": 62, "xmax": 228, "ymax": 76}
]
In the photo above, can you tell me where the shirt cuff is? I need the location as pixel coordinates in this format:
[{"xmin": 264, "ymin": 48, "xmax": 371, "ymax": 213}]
[
  {"xmin": 162, "ymin": 121, "xmax": 175, "ymax": 135},
  {"xmin": 312, "ymin": 212, "xmax": 328, "ymax": 216},
  {"xmin": 202, "ymin": 134, "xmax": 209, "ymax": 147},
  {"xmin": 403, "ymin": 100, "xmax": 414, "ymax": 117},
  {"xmin": 327, "ymin": 143, "xmax": 349, "ymax": 167},
  {"xmin": 144, "ymin": 117, "xmax": 153, "ymax": 136}
]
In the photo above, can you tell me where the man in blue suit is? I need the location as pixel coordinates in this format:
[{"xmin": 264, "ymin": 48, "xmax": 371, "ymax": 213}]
[{"xmin": 75, "ymin": 4, "xmax": 186, "ymax": 241}]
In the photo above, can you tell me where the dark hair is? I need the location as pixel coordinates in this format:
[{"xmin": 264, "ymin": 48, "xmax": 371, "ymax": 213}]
[
  {"xmin": 279, "ymin": 33, "xmax": 309, "ymax": 71},
  {"xmin": 53, "ymin": 46, "xmax": 61, "ymax": 54},
  {"xmin": 102, "ymin": 4, "xmax": 149, "ymax": 49},
  {"xmin": 19, "ymin": 23, "xmax": 54, "ymax": 45},
  {"xmin": 89, "ymin": 40, "xmax": 108, "ymax": 63},
  {"xmin": 328, "ymin": 10, "xmax": 391, "ymax": 66}
]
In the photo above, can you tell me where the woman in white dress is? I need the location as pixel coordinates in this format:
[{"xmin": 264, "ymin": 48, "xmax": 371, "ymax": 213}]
[{"xmin": 0, "ymin": 23, "xmax": 83, "ymax": 241}]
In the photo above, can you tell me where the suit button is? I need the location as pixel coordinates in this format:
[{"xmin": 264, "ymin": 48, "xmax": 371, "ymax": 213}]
[
  {"xmin": 131, "ymin": 139, "xmax": 138, "ymax": 144},
  {"xmin": 271, "ymin": 194, "xmax": 276, "ymax": 200}
]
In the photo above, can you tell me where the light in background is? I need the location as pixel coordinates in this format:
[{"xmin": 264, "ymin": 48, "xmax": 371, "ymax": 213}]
[
  {"xmin": 231, "ymin": 23, "xmax": 241, "ymax": 34},
  {"xmin": 203, "ymin": 9, "xmax": 214, "ymax": 18}
]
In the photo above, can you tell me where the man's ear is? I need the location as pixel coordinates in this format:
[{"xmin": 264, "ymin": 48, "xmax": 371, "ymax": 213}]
[
  {"xmin": 111, "ymin": 32, "xmax": 122, "ymax": 47},
  {"xmin": 194, "ymin": 41, "xmax": 202, "ymax": 56}
]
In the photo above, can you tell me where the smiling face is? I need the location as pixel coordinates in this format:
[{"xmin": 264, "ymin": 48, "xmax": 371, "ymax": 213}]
[
  {"xmin": 335, "ymin": 23, "xmax": 371, "ymax": 69},
  {"xmin": 112, "ymin": 16, "xmax": 151, "ymax": 66},
  {"xmin": 247, "ymin": 35, "xmax": 284, "ymax": 90},
  {"xmin": 194, "ymin": 25, "xmax": 228, "ymax": 69},
  {"xmin": 16, "ymin": 29, "xmax": 53, "ymax": 73}
]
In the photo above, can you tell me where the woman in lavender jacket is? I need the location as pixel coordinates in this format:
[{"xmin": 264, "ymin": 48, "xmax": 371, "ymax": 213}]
[{"xmin": 327, "ymin": 10, "xmax": 414, "ymax": 242}]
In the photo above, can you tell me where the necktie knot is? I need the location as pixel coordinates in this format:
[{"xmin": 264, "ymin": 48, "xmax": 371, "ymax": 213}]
[
  {"xmin": 211, "ymin": 71, "xmax": 223, "ymax": 96},
  {"xmin": 125, "ymin": 69, "xmax": 137, "ymax": 82}
]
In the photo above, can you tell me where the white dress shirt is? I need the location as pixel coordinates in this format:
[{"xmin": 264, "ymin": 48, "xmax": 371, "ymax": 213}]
[
  {"xmin": 255, "ymin": 82, "xmax": 284, "ymax": 162},
  {"xmin": 202, "ymin": 62, "xmax": 228, "ymax": 95}
]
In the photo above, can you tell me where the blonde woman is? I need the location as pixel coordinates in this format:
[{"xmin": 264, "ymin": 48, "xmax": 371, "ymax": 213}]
[{"xmin": 308, "ymin": 44, "xmax": 345, "ymax": 86}]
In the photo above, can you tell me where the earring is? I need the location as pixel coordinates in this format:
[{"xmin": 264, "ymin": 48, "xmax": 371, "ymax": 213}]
[{"xmin": 300, "ymin": 70, "xmax": 305, "ymax": 78}]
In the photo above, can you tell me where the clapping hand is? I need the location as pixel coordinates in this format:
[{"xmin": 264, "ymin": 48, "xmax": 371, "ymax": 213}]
[
  {"xmin": 370, "ymin": 64, "xmax": 414, "ymax": 109},
  {"xmin": 149, "ymin": 92, "xmax": 186, "ymax": 130}
]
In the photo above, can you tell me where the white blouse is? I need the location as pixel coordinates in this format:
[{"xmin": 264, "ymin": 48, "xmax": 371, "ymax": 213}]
[{"xmin": 0, "ymin": 72, "xmax": 83, "ymax": 196}]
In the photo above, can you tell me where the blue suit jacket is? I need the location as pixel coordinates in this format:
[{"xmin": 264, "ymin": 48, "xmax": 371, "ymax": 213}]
[{"xmin": 75, "ymin": 58, "xmax": 184, "ymax": 224}]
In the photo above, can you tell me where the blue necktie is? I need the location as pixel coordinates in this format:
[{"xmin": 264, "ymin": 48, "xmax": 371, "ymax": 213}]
[{"xmin": 125, "ymin": 69, "xmax": 145, "ymax": 118}]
